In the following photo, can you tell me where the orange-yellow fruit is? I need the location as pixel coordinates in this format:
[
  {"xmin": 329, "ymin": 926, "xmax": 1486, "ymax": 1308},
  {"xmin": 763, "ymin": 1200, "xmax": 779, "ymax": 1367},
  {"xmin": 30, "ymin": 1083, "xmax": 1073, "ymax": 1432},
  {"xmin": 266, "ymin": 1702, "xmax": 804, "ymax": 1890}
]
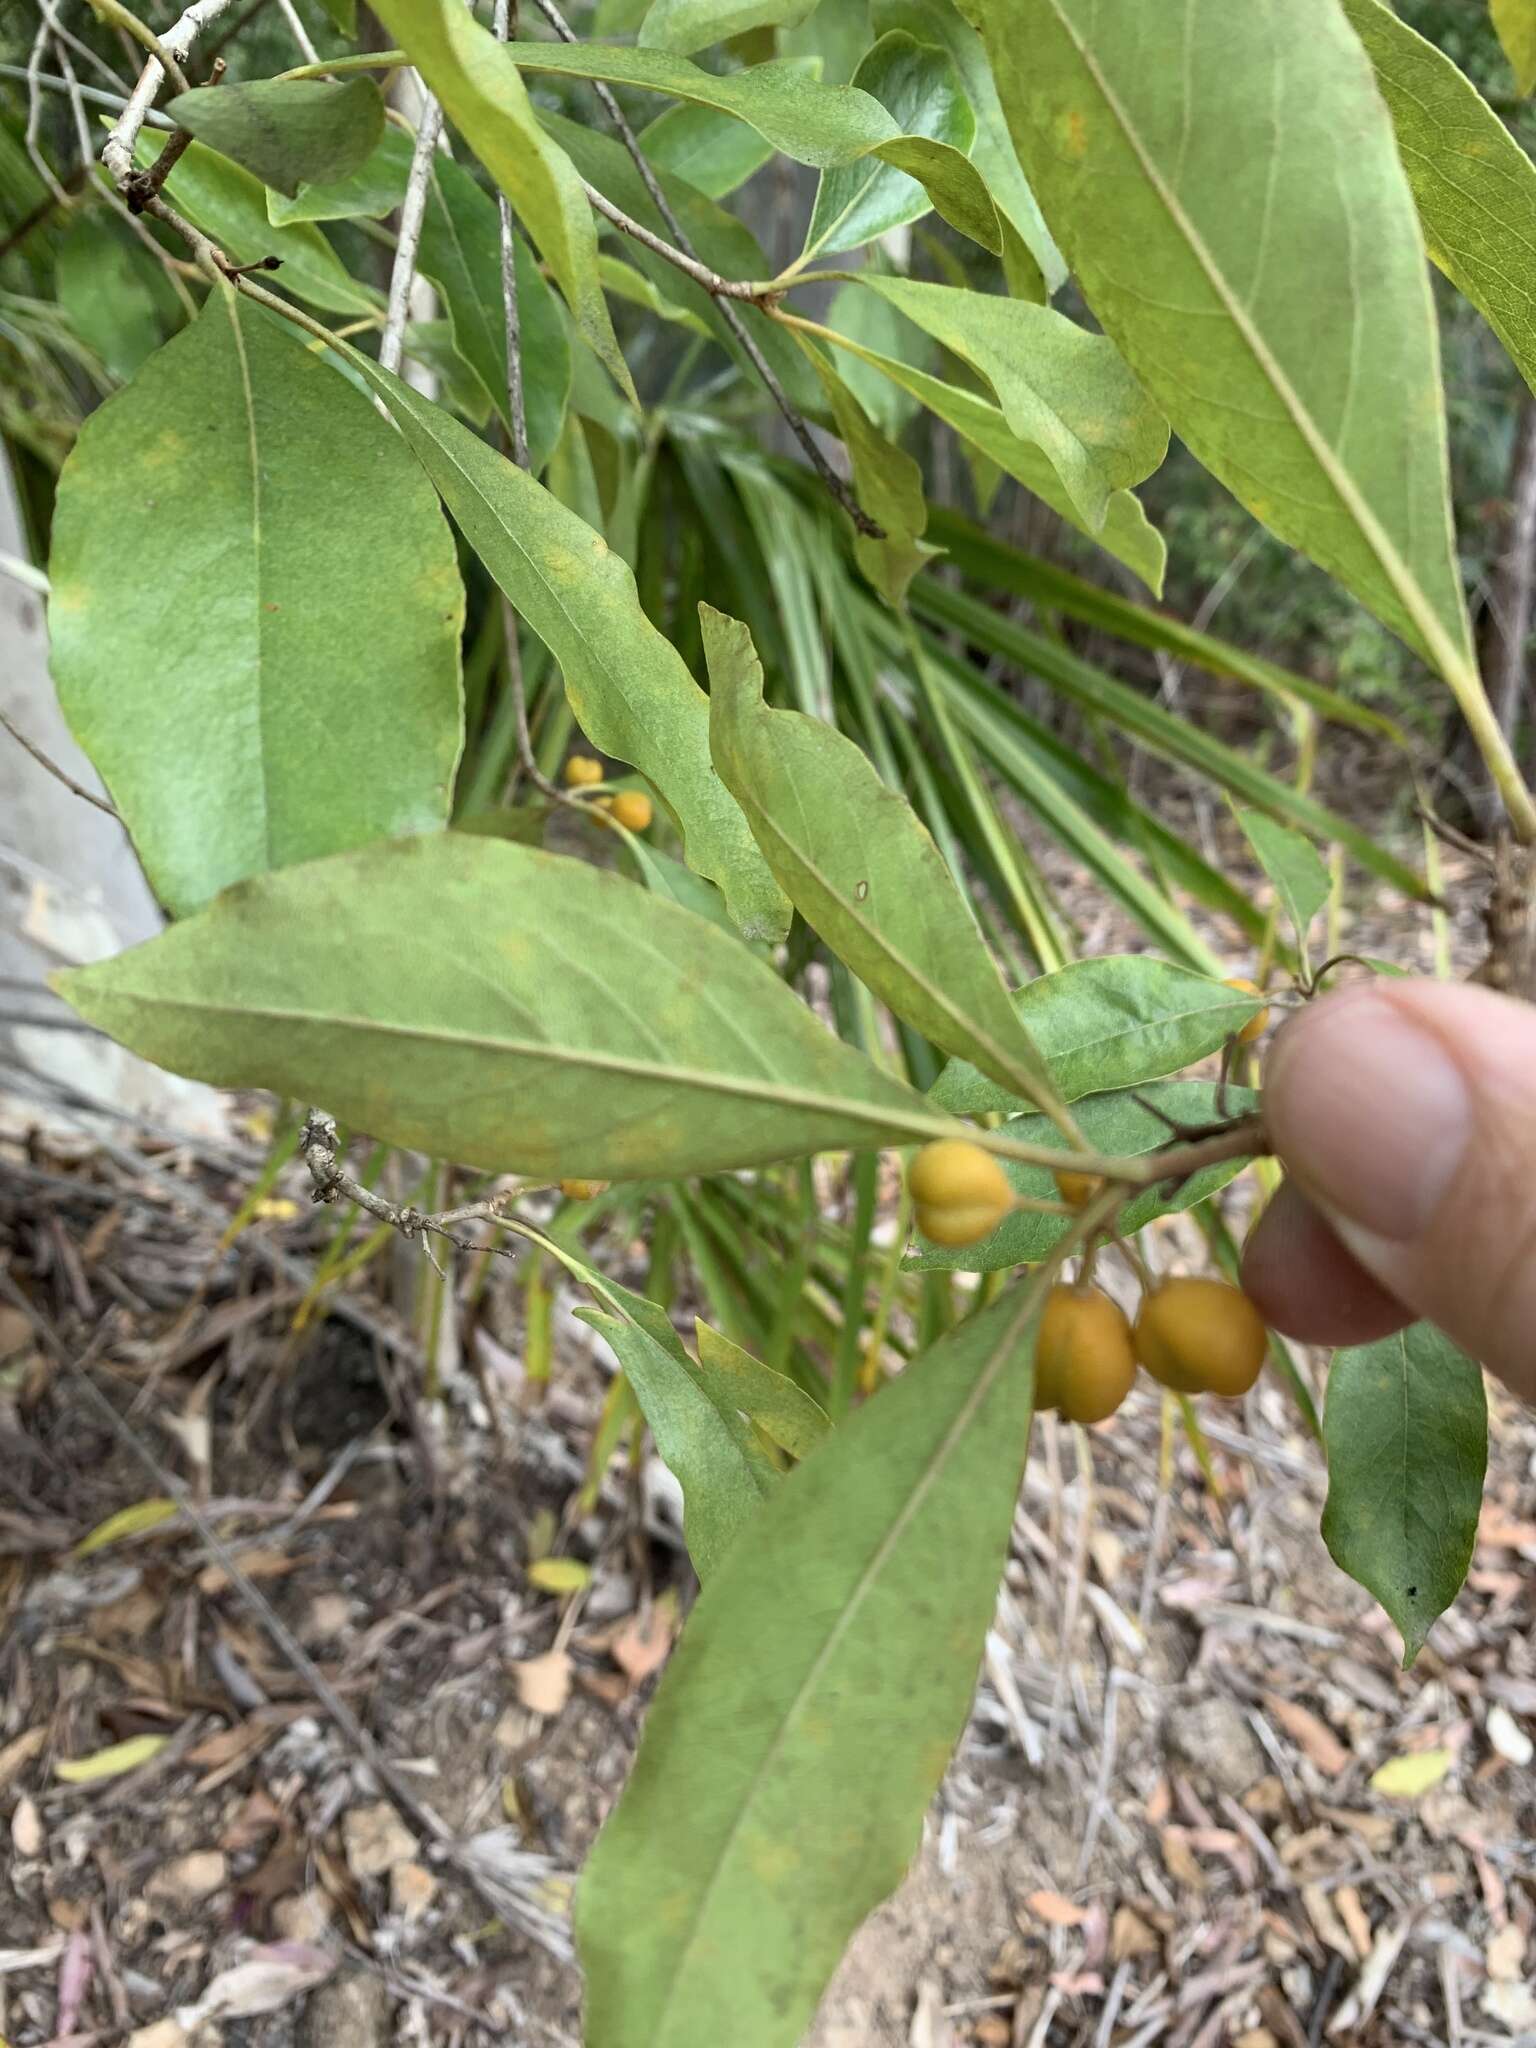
[
  {"xmin": 1054, "ymin": 1168, "xmax": 1104, "ymax": 1209},
  {"xmin": 608, "ymin": 790, "xmax": 653, "ymax": 832},
  {"xmin": 909, "ymin": 1139, "xmax": 1013, "ymax": 1248},
  {"xmin": 1035, "ymin": 1284, "xmax": 1137, "ymax": 1424},
  {"xmin": 560, "ymin": 1178, "xmax": 610, "ymax": 1201},
  {"xmin": 563, "ymin": 754, "xmax": 603, "ymax": 788},
  {"xmin": 1224, "ymin": 976, "xmax": 1270, "ymax": 1046},
  {"xmin": 1133, "ymin": 1276, "xmax": 1268, "ymax": 1397}
]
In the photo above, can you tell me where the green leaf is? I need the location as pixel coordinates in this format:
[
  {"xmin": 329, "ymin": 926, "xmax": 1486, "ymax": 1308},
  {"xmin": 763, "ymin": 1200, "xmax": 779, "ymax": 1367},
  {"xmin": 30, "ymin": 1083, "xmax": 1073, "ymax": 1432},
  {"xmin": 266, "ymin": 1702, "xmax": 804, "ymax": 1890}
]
[
  {"xmin": 317, "ymin": 0, "xmax": 356, "ymax": 33},
  {"xmin": 165, "ymin": 77, "xmax": 384, "ymax": 199},
  {"xmin": 703, "ymin": 606, "xmax": 1061, "ymax": 1115},
  {"xmin": 267, "ymin": 125, "xmax": 412, "ymax": 226},
  {"xmin": 370, "ymin": 0, "xmax": 636, "ymax": 402},
  {"xmin": 826, "ymin": 277, "xmax": 935, "ymax": 437},
  {"xmin": 972, "ymin": 0, "xmax": 1474, "ymax": 677},
  {"xmin": 1492, "ymin": 0, "xmax": 1536, "ymax": 93},
  {"xmin": 56, "ymin": 212, "xmax": 163, "ymax": 383},
  {"xmin": 47, "ymin": 292, "xmax": 463, "ymax": 917},
  {"xmin": 623, "ymin": 835, "xmax": 743, "ymax": 939},
  {"xmin": 872, "ymin": 0, "xmax": 1064, "ymax": 291},
  {"xmin": 638, "ymin": 86, "xmax": 787, "ymax": 198},
  {"xmin": 1339, "ymin": 0, "xmax": 1536, "ymax": 400},
  {"xmin": 929, "ymin": 957, "xmax": 1265, "ymax": 1115},
  {"xmin": 581, "ymin": 1310, "xmax": 777, "ymax": 1578},
  {"xmin": 131, "ymin": 133, "xmax": 380, "ymax": 316},
  {"xmin": 510, "ymin": 37, "xmax": 1001, "ymax": 254},
  {"xmin": 577, "ymin": 1283, "xmax": 1039, "ymax": 2048},
  {"xmin": 791, "ymin": 335, "xmax": 939, "ymax": 604},
  {"xmin": 905, "ymin": 1082, "xmax": 1258, "ymax": 1272},
  {"xmin": 693, "ymin": 1321, "xmax": 831, "ymax": 1458},
  {"xmin": 804, "ymin": 32, "xmax": 975, "ymax": 258},
  {"xmin": 1322, "ymin": 1322, "xmax": 1486, "ymax": 1664},
  {"xmin": 56, "ymin": 835, "xmax": 945, "ymax": 1180},
  {"xmin": 852, "ymin": 275, "xmax": 1166, "ymax": 528},
  {"xmin": 417, "ymin": 153, "xmax": 570, "ymax": 472},
  {"xmin": 810, "ymin": 327, "xmax": 1164, "ymax": 591},
  {"xmin": 1237, "ymin": 810, "xmax": 1329, "ymax": 954},
  {"xmin": 55, "ymin": 1735, "xmax": 169, "ymax": 1784},
  {"xmin": 640, "ymin": 0, "xmax": 819, "ymax": 56},
  {"xmin": 338, "ymin": 351, "xmax": 786, "ymax": 942}
]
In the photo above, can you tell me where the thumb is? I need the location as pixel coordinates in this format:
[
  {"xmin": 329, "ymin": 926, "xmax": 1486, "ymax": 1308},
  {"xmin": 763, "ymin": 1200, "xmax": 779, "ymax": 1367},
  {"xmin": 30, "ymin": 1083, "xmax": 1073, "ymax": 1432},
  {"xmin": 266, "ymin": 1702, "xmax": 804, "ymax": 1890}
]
[{"xmin": 1261, "ymin": 979, "xmax": 1536, "ymax": 1402}]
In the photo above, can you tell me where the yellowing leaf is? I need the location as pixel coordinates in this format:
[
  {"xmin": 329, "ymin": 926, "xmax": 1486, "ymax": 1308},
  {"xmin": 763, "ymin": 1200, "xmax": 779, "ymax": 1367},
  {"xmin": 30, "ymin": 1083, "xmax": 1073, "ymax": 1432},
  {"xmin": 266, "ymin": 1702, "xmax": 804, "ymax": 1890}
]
[
  {"xmin": 1369, "ymin": 1748, "xmax": 1452, "ymax": 1799},
  {"xmin": 253, "ymin": 1198, "xmax": 299, "ymax": 1221},
  {"xmin": 527, "ymin": 1557, "xmax": 592, "ymax": 1595},
  {"xmin": 54, "ymin": 1734, "xmax": 171, "ymax": 1784},
  {"xmin": 72, "ymin": 1497, "xmax": 178, "ymax": 1558}
]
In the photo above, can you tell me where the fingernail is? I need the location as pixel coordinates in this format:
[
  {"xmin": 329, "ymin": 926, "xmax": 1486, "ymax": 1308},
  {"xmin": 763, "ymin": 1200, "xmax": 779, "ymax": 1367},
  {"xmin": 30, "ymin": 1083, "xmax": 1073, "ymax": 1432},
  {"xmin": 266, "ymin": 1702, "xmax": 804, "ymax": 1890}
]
[{"xmin": 1265, "ymin": 992, "xmax": 1472, "ymax": 1241}]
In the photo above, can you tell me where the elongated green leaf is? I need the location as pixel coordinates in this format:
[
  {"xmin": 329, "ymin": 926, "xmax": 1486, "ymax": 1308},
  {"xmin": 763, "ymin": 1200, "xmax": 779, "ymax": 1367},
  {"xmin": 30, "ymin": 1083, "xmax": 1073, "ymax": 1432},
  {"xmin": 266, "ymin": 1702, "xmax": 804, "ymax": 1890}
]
[
  {"xmin": 56, "ymin": 836, "xmax": 946, "ymax": 1178},
  {"xmin": 810, "ymin": 325, "xmax": 1164, "ymax": 591},
  {"xmin": 166, "ymin": 77, "xmax": 384, "ymax": 198},
  {"xmin": 872, "ymin": 0, "xmax": 1064, "ymax": 291},
  {"xmin": 851, "ymin": 275, "xmax": 1166, "ymax": 529},
  {"xmin": 792, "ymin": 336, "xmax": 938, "ymax": 604},
  {"xmin": 926, "ymin": 506, "xmax": 1408, "ymax": 741},
  {"xmin": 1340, "ymin": 0, "xmax": 1536, "ymax": 400},
  {"xmin": 703, "ymin": 607, "xmax": 1060, "ymax": 1115},
  {"xmin": 510, "ymin": 38, "xmax": 1000, "ymax": 253},
  {"xmin": 914, "ymin": 578, "xmax": 1429, "ymax": 895},
  {"xmin": 641, "ymin": 0, "xmax": 818, "ymax": 54},
  {"xmin": 339, "ymin": 351, "xmax": 785, "ymax": 941},
  {"xmin": 930, "ymin": 957, "xmax": 1264, "ymax": 1115},
  {"xmin": 1493, "ymin": 0, "xmax": 1536, "ymax": 93},
  {"xmin": 804, "ymin": 32, "xmax": 974, "ymax": 258},
  {"xmin": 267, "ymin": 125, "xmax": 412, "ymax": 226},
  {"xmin": 973, "ymin": 0, "xmax": 1474, "ymax": 675},
  {"xmin": 905, "ymin": 1082, "xmax": 1258, "ymax": 1272},
  {"xmin": 1322, "ymin": 1323, "xmax": 1486, "ymax": 1664},
  {"xmin": 418, "ymin": 154, "xmax": 569, "ymax": 472},
  {"xmin": 318, "ymin": 0, "xmax": 355, "ymax": 32},
  {"xmin": 1237, "ymin": 810, "xmax": 1329, "ymax": 953},
  {"xmin": 694, "ymin": 1322, "xmax": 830, "ymax": 1458},
  {"xmin": 48, "ymin": 292, "xmax": 463, "ymax": 917},
  {"xmin": 370, "ymin": 0, "xmax": 635, "ymax": 401},
  {"xmin": 131, "ymin": 133, "xmax": 379, "ymax": 316},
  {"xmin": 56, "ymin": 213, "xmax": 163, "ymax": 383},
  {"xmin": 582, "ymin": 1311, "xmax": 777, "ymax": 1578},
  {"xmin": 577, "ymin": 1284, "xmax": 1039, "ymax": 2048},
  {"xmin": 827, "ymin": 278, "xmax": 935, "ymax": 437}
]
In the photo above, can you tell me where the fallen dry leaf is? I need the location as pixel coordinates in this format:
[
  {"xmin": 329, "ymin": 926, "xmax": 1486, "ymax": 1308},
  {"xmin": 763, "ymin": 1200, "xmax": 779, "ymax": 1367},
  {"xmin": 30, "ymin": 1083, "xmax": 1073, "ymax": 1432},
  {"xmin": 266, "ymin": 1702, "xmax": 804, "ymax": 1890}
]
[
  {"xmin": 1264, "ymin": 1693, "xmax": 1350, "ymax": 1777},
  {"xmin": 0, "ymin": 1725, "xmax": 47, "ymax": 1791},
  {"xmin": 389, "ymin": 1861, "xmax": 436, "ymax": 1922},
  {"xmin": 1023, "ymin": 1890, "xmax": 1086, "ymax": 1929},
  {"xmin": 197, "ymin": 1549, "xmax": 304, "ymax": 1596},
  {"xmin": 611, "ymin": 1600, "xmax": 676, "ymax": 1684},
  {"xmin": 10, "ymin": 1794, "xmax": 42, "ymax": 1857},
  {"xmin": 148, "ymin": 1852, "xmax": 227, "ymax": 1909},
  {"xmin": 1335, "ymin": 1884, "xmax": 1373, "ymax": 1961},
  {"xmin": 1111, "ymin": 1905, "xmax": 1161, "ymax": 1962},
  {"xmin": 1159, "ymin": 1827, "xmax": 1206, "ymax": 1890},
  {"xmin": 512, "ymin": 1649, "xmax": 572, "ymax": 1717},
  {"xmin": 179, "ymin": 1940, "xmax": 336, "ymax": 2024},
  {"xmin": 1485, "ymin": 1703, "xmax": 1534, "ymax": 1767},
  {"xmin": 1486, "ymin": 1921, "xmax": 1526, "ymax": 1983},
  {"xmin": 1370, "ymin": 1748, "xmax": 1452, "ymax": 1800}
]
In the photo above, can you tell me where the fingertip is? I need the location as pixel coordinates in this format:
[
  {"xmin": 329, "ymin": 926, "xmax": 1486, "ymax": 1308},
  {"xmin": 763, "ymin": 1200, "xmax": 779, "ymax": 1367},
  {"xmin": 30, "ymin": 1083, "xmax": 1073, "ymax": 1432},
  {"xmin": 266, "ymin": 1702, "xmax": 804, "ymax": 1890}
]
[{"xmin": 1242, "ymin": 1178, "xmax": 1413, "ymax": 1349}]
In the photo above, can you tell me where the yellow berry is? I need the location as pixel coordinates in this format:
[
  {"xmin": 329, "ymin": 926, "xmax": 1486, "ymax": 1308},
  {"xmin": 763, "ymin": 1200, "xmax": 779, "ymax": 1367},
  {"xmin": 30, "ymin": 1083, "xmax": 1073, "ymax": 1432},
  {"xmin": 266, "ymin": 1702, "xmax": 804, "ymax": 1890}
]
[
  {"xmin": 1133, "ymin": 1276, "xmax": 1268, "ymax": 1397},
  {"xmin": 1224, "ymin": 976, "xmax": 1270, "ymax": 1046},
  {"xmin": 560, "ymin": 1178, "xmax": 610, "ymax": 1201},
  {"xmin": 563, "ymin": 754, "xmax": 603, "ymax": 788},
  {"xmin": 909, "ymin": 1138, "xmax": 1014, "ymax": 1249},
  {"xmin": 1035, "ymin": 1284, "xmax": 1137, "ymax": 1424},
  {"xmin": 1054, "ymin": 1168, "xmax": 1104, "ymax": 1209},
  {"xmin": 609, "ymin": 790, "xmax": 653, "ymax": 833}
]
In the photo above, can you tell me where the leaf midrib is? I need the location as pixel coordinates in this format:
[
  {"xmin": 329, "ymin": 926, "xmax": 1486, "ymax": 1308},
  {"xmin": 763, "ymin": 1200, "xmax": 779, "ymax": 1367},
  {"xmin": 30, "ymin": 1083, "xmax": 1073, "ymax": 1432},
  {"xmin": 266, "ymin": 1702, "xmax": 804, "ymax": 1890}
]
[
  {"xmin": 1040, "ymin": 0, "xmax": 1472, "ymax": 684},
  {"xmin": 651, "ymin": 1286, "xmax": 1037, "ymax": 2041},
  {"xmin": 223, "ymin": 291, "xmax": 273, "ymax": 871}
]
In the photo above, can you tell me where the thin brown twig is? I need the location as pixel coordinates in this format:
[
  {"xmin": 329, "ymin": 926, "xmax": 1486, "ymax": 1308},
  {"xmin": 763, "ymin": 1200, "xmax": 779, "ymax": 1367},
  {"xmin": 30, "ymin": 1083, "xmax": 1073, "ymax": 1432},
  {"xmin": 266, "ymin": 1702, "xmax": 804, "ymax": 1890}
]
[
  {"xmin": 525, "ymin": 0, "xmax": 881, "ymax": 539},
  {"xmin": 0, "ymin": 706, "xmax": 120, "ymax": 818}
]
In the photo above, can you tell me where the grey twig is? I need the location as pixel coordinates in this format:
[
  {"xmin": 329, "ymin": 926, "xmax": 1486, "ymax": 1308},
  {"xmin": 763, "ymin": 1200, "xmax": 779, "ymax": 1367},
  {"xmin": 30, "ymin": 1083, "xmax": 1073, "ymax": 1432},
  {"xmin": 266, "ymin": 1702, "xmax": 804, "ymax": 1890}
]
[
  {"xmin": 526, "ymin": 0, "xmax": 882, "ymax": 539},
  {"xmin": 578, "ymin": 179, "xmax": 779, "ymax": 304},
  {"xmin": 272, "ymin": 0, "xmax": 319, "ymax": 66},
  {"xmin": 379, "ymin": 89, "xmax": 444, "ymax": 378},
  {"xmin": 301, "ymin": 1111, "xmax": 540, "ymax": 1259},
  {"xmin": 102, "ymin": 0, "xmax": 241, "ymax": 189},
  {"xmin": 0, "ymin": 706, "xmax": 120, "ymax": 819},
  {"xmin": 493, "ymin": 0, "xmax": 529, "ymax": 473}
]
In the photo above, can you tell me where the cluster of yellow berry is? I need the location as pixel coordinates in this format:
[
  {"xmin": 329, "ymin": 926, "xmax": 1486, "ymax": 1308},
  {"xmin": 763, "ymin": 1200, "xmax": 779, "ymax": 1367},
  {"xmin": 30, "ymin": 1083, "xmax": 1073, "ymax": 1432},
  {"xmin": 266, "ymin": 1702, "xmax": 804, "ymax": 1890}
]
[
  {"xmin": 563, "ymin": 753, "xmax": 653, "ymax": 833},
  {"xmin": 908, "ymin": 1139, "xmax": 1267, "ymax": 1425}
]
